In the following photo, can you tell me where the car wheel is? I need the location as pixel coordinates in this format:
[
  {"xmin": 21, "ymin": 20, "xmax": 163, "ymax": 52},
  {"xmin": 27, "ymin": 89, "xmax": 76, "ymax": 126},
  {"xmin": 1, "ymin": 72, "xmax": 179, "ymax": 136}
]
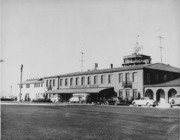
[
  {"xmin": 105, "ymin": 101, "xmax": 109, "ymax": 105},
  {"xmin": 146, "ymin": 102, "xmax": 150, "ymax": 107},
  {"xmin": 170, "ymin": 100, "xmax": 175, "ymax": 108},
  {"xmin": 133, "ymin": 102, "xmax": 137, "ymax": 107}
]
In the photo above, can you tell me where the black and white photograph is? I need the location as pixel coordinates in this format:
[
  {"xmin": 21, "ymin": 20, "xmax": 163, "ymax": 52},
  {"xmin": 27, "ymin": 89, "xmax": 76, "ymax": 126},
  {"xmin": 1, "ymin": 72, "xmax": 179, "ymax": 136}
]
[{"xmin": 1, "ymin": 0, "xmax": 180, "ymax": 139}]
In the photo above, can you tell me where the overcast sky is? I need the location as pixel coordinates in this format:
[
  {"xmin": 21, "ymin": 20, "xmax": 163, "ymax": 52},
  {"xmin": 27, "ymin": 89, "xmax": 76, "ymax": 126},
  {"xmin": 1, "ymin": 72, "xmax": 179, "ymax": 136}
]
[{"xmin": 1, "ymin": 0, "xmax": 180, "ymax": 96}]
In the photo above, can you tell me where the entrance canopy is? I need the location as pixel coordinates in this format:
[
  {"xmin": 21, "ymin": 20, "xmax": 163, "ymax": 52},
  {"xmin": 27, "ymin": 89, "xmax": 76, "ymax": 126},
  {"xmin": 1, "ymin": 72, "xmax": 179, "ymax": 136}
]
[{"xmin": 46, "ymin": 87, "xmax": 113, "ymax": 94}]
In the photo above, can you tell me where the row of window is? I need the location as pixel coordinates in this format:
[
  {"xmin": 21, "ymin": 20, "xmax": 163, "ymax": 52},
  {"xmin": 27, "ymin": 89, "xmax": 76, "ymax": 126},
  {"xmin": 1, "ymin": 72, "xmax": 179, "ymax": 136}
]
[
  {"xmin": 119, "ymin": 89, "xmax": 138, "ymax": 99},
  {"xmin": 46, "ymin": 72, "xmax": 137, "ymax": 87},
  {"xmin": 46, "ymin": 79, "xmax": 56, "ymax": 87},
  {"xmin": 146, "ymin": 73, "xmax": 167, "ymax": 83},
  {"xmin": 120, "ymin": 72, "xmax": 137, "ymax": 83},
  {"xmin": 25, "ymin": 83, "xmax": 43, "ymax": 88},
  {"xmin": 46, "ymin": 74, "xmax": 113, "ymax": 87},
  {"xmin": 63, "ymin": 74, "xmax": 113, "ymax": 86},
  {"xmin": 36, "ymin": 93, "xmax": 45, "ymax": 98},
  {"xmin": 34, "ymin": 83, "xmax": 43, "ymax": 88}
]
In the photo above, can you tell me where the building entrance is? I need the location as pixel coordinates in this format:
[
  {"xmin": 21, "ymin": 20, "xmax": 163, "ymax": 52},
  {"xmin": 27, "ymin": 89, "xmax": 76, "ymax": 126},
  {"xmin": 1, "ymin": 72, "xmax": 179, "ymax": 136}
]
[
  {"xmin": 145, "ymin": 89, "xmax": 153, "ymax": 99},
  {"xmin": 156, "ymin": 89, "xmax": 165, "ymax": 103},
  {"xmin": 168, "ymin": 88, "xmax": 177, "ymax": 103}
]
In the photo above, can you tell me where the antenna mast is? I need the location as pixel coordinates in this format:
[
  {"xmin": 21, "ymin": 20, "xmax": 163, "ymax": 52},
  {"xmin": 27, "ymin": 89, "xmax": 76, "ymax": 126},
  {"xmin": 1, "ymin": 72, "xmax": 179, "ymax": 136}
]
[
  {"xmin": 158, "ymin": 36, "xmax": 164, "ymax": 63},
  {"xmin": 134, "ymin": 35, "xmax": 142, "ymax": 54},
  {"xmin": 136, "ymin": 35, "xmax": 140, "ymax": 46},
  {"xmin": 80, "ymin": 51, "xmax": 84, "ymax": 72}
]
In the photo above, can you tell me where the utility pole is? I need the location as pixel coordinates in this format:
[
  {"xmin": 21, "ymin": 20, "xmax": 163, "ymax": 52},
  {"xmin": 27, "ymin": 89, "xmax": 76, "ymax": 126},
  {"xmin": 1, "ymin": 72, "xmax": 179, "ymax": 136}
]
[
  {"xmin": 19, "ymin": 64, "xmax": 23, "ymax": 101},
  {"xmin": 158, "ymin": 36, "xmax": 164, "ymax": 63}
]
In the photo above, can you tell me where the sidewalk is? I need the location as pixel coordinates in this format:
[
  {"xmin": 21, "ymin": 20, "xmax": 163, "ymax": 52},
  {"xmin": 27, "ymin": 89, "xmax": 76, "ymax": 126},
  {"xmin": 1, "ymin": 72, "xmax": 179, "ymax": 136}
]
[
  {"xmin": 1, "ymin": 101, "xmax": 180, "ymax": 109},
  {"xmin": 0, "ymin": 101, "xmax": 69, "ymax": 106},
  {"xmin": 0, "ymin": 101, "xmax": 95, "ymax": 106}
]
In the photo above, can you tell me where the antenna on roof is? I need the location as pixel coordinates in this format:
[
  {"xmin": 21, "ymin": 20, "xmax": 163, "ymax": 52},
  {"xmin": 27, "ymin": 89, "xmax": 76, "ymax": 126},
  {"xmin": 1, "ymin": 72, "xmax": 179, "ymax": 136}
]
[
  {"xmin": 158, "ymin": 35, "xmax": 164, "ymax": 63},
  {"xmin": 80, "ymin": 47, "xmax": 85, "ymax": 72},
  {"xmin": 157, "ymin": 28, "xmax": 165, "ymax": 63},
  {"xmin": 134, "ymin": 35, "xmax": 143, "ymax": 54}
]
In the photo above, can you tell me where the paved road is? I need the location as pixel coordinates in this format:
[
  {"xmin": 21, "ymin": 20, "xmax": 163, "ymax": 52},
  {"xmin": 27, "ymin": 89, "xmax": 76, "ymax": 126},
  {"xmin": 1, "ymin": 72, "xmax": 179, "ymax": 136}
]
[{"xmin": 1, "ymin": 104, "xmax": 180, "ymax": 140}]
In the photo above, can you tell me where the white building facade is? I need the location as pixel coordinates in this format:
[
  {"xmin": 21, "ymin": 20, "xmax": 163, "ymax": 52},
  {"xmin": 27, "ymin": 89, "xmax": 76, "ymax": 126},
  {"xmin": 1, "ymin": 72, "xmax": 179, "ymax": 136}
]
[{"xmin": 20, "ymin": 78, "xmax": 45, "ymax": 101}]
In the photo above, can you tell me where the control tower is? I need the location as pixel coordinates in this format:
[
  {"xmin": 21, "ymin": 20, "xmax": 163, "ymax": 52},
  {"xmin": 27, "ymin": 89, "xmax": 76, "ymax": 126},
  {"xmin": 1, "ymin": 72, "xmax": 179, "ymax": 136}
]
[{"xmin": 122, "ymin": 53, "xmax": 151, "ymax": 67}]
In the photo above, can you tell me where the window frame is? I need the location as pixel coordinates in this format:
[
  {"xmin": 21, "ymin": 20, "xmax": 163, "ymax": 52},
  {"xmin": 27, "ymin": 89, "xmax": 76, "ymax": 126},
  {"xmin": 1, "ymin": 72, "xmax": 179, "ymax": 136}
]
[
  {"xmin": 87, "ymin": 76, "xmax": 91, "ymax": 85},
  {"xmin": 126, "ymin": 89, "xmax": 130, "ymax": 98},
  {"xmin": 132, "ymin": 72, "xmax": 137, "ymax": 83},
  {"xmin": 125, "ymin": 73, "xmax": 130, "ymax": 82},
  {"xmin": 81, "ymin": 77, "xmax": 85, "ymax": 85},
  {"xmin": 94, "ymin": 75, "xmax": 98, "ymax": 85},
  {"xmin": 26, "ymin": 84, "xmax": 30, "ymax": 88},
  {"xmin": 53, "ymin": 79, "xmax": 55, "ymax": 87},
  {"xmin": 101, "ymin": 75, "xmax": 105, "ymax": 84},
  {"xmin": 60, "ymin": 79, "xmax": 63, "ymax": 86},
  {"xmin": 70, "ymin": 78, "xmax": 73, "ymax": 86},
  {"xmin": 65, "ymin": 78, "xmax": 68, "ymax": 86},
  {"xmin": 108, "ymin": 74, "xmax": 112, "ymax": 84},
  {"xmin": 76, "ymin": 77, "xmax": 79, "ymax": 85},
  {"xmin": 119, "ymin": 73, "xmax": 123, "ymax": 83},
  {"xmin": 119, "ymin": 89, "xmax": 123, "ymax": 98}
]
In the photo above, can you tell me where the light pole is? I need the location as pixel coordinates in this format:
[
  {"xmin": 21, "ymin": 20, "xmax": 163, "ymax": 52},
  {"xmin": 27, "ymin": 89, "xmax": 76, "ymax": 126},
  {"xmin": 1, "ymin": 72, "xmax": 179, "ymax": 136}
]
[{"xmin": 19, "ymin": 64, "xmax": 23, "ymax": 101}]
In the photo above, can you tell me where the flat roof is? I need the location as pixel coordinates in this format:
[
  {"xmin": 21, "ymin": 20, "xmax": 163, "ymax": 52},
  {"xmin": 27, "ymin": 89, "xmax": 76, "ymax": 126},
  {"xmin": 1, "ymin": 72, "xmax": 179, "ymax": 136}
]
[
  {"xmin": 21, "ymin": 79, "xmax": 44, "ymax": 84},
  {"xmin": 123, "ymin": 53, "xmax": 151, "ymax": 59}
]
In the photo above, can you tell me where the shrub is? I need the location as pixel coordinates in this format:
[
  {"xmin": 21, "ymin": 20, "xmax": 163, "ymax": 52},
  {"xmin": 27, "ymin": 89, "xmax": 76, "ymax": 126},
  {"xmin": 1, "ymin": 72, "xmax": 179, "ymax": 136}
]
[{"xmin": 32, "ymin": 98, "xmax": 51, "ymax": 102}]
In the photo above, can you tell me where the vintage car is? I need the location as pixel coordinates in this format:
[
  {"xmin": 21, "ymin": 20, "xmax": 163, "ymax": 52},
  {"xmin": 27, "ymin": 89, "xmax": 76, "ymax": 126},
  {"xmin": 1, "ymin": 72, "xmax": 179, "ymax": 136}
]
[
  {"xmin": 50, "ymin": 96, "xmax": 60, "ymax": 103},
  {"xmin": 169, "ymin": 93, "xmax": 180, "ymax": 108},
  {"xmin": 69, "ymin": 93, "xmax": 91, "ymax": 103},
  {"xmin": 132, "ymin": 97, "xmax": 157, "ymax": 107},
  {"xmin": 104, "ymin": 97, "xmax": 121, "ymax": 105},
  {"xmin": 69, "ymin": 96, "xmax": 80, "ymax": 103},
  {"xmin": 104, "ymin": 97, "xmax": 133, "ymax": 106}
]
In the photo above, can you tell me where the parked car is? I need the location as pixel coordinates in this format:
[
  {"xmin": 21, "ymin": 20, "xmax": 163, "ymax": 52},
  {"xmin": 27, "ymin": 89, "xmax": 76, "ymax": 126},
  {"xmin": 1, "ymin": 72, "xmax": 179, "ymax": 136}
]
[
  {"xmin": 69, "ymin": 96, "xmax": 80, "ymax": 103},
  {"xmin": 104, "ymin": 97, "xmax": 133, "ymax": 106},
  {"xmin": 132, "ymin": 97, "xmax": 157, "ymax": 107},
  {"xmin": 123, "ymin": 97, "xmax": 134, "ymax": 106},
  {"xmin": 50, "ymin": 96, "xmax": 60, "ymax": 103},
  {"xmin": 169, "ymin": 93, "xmax": 180, "ymax": 108},
  {"xmin": 104, "ymin": 97, "xmax": 121, "ymax": 105},
  {"xmin": 0, "ymin": 96, "xmax": 17, "ymax": 101},
  {"xmin": 69, "ymin": 93, "xmax": 91, "ymax": 104}
]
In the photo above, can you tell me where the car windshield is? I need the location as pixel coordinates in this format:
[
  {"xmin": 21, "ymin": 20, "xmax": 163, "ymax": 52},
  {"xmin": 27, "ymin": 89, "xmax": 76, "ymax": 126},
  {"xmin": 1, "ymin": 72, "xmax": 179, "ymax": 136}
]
[{"xmin": 71, "ymin": 97, "xmax": 78, "ymax": 99}]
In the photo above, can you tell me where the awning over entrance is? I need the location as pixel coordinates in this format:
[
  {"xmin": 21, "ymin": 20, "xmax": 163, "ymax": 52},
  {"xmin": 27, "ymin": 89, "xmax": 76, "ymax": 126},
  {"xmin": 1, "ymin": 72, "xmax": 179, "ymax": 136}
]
[{"xmin": 46, "ymin": 87, "xmax": 113, "ymax": 94}]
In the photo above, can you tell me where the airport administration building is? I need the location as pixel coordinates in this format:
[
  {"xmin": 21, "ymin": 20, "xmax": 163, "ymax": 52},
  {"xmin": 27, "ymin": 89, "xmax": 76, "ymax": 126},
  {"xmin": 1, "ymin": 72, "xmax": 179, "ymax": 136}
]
[{"xmin": 43, "ymin": 53, "xmax": 180, "ymax": 104}]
